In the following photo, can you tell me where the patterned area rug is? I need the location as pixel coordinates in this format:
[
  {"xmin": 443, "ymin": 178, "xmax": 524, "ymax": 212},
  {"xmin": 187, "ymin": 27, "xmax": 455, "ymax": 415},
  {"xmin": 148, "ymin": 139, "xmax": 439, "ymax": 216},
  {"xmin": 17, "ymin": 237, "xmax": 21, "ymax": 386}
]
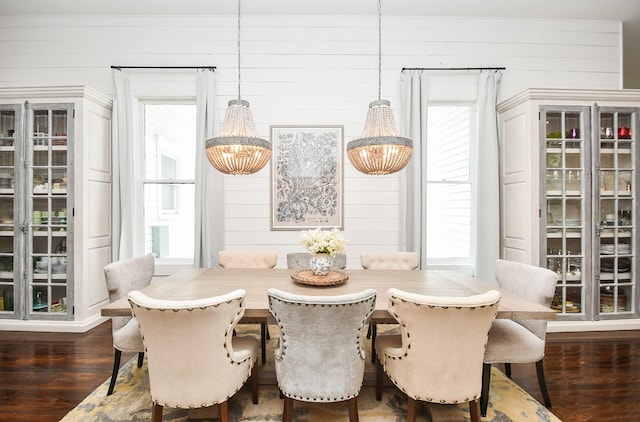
[{"xmin": 61, "ymin": 327, "xmax": 562, "ymax": 422}]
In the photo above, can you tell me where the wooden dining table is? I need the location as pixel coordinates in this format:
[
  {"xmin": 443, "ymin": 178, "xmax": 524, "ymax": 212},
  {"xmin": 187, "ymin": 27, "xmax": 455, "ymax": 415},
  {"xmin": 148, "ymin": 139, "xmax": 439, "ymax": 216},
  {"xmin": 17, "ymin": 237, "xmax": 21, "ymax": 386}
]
[{"xmin": 101, "ymin": 268, "xmax": 557, "ymax": 321}]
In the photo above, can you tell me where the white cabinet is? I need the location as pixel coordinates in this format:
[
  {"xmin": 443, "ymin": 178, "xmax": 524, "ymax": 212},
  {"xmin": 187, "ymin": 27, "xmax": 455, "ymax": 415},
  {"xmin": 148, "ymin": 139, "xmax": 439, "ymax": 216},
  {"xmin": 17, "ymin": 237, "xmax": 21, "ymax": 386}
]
[
  {"xmin": 0, "ymin": 86, "xmax": 112, "ymax": 332},
  {"xmin": 498, "ymin": 88, "xmax": 640, "ymax": 322}
]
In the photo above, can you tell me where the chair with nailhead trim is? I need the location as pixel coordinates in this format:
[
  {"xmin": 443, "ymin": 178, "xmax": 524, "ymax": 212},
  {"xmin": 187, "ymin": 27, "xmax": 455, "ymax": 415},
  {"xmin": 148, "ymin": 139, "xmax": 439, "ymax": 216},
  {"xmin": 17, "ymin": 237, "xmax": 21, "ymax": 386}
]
[
  {"xmin": 128, "ymin": 289, "xmax": 259, "ymax": 422},
  {"xmin": 375, "ymin": 288, "xmax": 500, "ymax": 422},
  {"xmin": 267, "ymin": 288, "xmax": 377, "ymax": 422},
  {"xmin": 360, "ymin": 251, "xmax": 420, "ymax": 363},
  {"xmin": 218, "ymin": 250, "xmax": 278, "ymax": 364}
]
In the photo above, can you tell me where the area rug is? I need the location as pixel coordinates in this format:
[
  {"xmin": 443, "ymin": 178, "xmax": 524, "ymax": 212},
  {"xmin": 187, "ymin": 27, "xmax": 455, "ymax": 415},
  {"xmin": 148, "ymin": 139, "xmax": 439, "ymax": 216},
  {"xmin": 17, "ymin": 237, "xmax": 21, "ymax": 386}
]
[{"xmin": 61, "ymin": 327, "xmax": 561, "ymax": 422}]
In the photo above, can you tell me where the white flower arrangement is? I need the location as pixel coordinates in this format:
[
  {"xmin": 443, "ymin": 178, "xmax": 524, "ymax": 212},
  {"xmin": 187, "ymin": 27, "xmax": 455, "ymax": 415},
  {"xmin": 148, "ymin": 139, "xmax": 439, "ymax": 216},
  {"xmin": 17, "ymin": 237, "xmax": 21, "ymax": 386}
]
[{"xmin": 299, "ymin": 228, "xmax": 346, "ymax": 256}]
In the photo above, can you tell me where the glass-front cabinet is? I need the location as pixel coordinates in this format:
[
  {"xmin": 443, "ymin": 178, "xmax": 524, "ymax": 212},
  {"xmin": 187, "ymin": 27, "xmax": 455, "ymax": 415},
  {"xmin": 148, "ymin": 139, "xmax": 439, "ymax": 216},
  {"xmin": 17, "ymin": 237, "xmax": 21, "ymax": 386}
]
[
  {"xmin": 499, "ymin": 89, "xmax": 640, "ymax": 325},
  {"xmin": 0, "ymin": 86, "xmax": 112, "ymax": 330},
  {"xmin": 0, "ymin": 102, "xmax": 73, "ymax": 320}
]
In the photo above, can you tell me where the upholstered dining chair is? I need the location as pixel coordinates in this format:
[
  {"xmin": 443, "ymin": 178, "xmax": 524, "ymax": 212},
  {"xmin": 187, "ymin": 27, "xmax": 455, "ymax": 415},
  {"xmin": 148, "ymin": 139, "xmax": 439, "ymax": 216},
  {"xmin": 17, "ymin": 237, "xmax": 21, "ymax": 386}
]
[
  {"xmin": 268, "ymin": 288, "xmax": 377, "ymax": 422},
  {"xmin": 103, "ymin": 255, "xmax": 155, "ymax": 396},
  {"xmin": 286, "ymin": 252, "xmax": 347, "ymax": 270},
  {"xmin": 360, "ymin": 251, "xmax": 420, "ymax": 362},
  {"xmin": 128, "ymin": 289, "xmax": 259, "ymax": 422},
  {"xmin": 481, "ymin": 259, "xmax": 557, "ymax": 416},
  {"xmin": 218, "ymin": 250, "xmax": 277, "ymax": 364},
  {"xmin": 375, "ymin": 288, "xmax": 501, "ymax": 422}
]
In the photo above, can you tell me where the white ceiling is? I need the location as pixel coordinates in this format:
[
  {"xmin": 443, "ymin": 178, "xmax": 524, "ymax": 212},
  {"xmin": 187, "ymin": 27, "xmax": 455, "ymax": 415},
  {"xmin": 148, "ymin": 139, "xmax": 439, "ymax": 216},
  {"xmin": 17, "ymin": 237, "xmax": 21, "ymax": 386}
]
[{"xmin": 1, "ymin": 0, "xmax": 639, "ymax": 22}]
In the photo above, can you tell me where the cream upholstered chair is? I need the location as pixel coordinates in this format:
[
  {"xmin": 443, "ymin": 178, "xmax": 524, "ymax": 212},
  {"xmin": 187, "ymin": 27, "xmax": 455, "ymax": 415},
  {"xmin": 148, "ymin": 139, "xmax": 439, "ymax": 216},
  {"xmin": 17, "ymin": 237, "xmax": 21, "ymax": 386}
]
[
  {"xmin": 360, "ymin": 251, "xmax": 420, "ymax": 362},
  {"xmin": 218, "ymin": 250, "xmax": 277, "ymax": 364},
  {"xmin": 268, "ymin": 288, "xmax": 377, "ymax": 422},
  {"xmin": 360, "ymin": 251, "xmax": 420, "ymax": 270},
  {"xmin": 375, "ymin": 288, "xmax": 500, "ymax": 422},
  {"xmin": 481, "ymin": 259, "xmax": 557, "ymax": 416},
  {"xmin": 128, "ymin": 289, "xmax": 259, "ymax": 422},
  {"xmin": 103, "ymin": 255, "xmax": 155, "ymax": 396},
  {"xmin": 286, "ymin": 252, "xmax": 347, "ymax": 270},
  {"xmin": 218, "ymin": 250, "xmax": 277, "ymax": 269}
]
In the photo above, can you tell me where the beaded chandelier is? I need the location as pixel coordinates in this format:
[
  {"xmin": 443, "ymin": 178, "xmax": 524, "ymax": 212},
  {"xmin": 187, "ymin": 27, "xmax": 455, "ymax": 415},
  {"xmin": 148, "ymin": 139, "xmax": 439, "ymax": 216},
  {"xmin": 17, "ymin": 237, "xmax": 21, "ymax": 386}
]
[
  {"xmin": 205, "ymin": 0, "xmax": 271, "ymax": 175},
  {"xmin": 346, "ymin": 0, "xmax": 413, "ymax": 175}
]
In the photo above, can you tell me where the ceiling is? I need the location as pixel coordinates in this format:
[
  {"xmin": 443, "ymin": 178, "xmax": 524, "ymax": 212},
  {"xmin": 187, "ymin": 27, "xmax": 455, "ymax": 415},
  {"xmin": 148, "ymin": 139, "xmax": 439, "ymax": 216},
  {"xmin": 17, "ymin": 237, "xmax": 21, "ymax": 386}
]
[{"xmin": 1, "ymin": 0, "xmax": 640, "ymax": 22}]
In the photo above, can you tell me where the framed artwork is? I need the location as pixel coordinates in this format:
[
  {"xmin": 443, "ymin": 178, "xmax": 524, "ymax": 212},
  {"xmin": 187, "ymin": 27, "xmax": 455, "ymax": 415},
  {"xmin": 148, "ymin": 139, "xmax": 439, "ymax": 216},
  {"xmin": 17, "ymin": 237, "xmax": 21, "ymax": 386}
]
[{"xmin": 270, "ymin": 125, "xmax": 344, "ymax": 230}]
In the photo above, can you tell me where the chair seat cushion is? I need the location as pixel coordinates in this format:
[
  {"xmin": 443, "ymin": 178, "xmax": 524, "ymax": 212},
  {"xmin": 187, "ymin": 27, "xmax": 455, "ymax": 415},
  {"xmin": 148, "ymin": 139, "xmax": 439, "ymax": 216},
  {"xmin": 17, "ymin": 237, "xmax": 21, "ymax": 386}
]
[
  {"xmin": 484, "ymin": 319, "xmax": 545, "ymax": 364},
  {"xmin": 375, "ymin": 334, "xmax": 402, "ymax": 358},
  {"xmin": 112, "ymin": 317, "xmax": 144, "ymax": 352},
  {"xmin": 232, "ymin": 336, "xmax": 260, "ymax": 365}
]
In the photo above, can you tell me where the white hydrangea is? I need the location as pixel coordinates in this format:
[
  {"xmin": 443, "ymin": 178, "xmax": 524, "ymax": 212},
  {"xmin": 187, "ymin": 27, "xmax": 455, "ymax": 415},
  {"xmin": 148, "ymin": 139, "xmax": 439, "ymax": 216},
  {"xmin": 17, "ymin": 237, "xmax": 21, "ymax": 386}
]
[{"xmin": 299, "ymin": 228, "xmax": 346, "ymax": 256}]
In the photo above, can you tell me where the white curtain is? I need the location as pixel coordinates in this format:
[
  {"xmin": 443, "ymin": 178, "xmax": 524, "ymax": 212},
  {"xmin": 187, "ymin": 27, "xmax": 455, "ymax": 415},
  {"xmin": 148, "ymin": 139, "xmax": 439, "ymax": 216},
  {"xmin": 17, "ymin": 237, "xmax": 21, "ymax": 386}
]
[
  {"xmin": 399, "ymin": 69, "xmax": 502, "ymax": 279},
  {"xmin": 111, "ymin": 70, "xmax": 136, "ymax": 260},
  {"xmin": 194, "ymin": 70, "xmax": 224, "ymax": 267},
  {"xmin": 399, "ymin": 70, "xmax": 428, "ymax": 269},
  {"xmin": 474, "ymin": 70, "xmax": 502, "ymax": 281}
]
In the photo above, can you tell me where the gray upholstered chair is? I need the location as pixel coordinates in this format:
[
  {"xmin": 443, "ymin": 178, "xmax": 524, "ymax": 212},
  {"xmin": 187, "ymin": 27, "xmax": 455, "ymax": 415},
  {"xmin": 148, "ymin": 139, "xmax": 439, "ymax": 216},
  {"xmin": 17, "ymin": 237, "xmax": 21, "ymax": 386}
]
[
  {"xmin": 360, "ymin": 251, "xmax": 420, "ymax": 270},
  {"xmin": 360, "ymin": 251, "xmax": 420, "ymax": 362},
  {"xmin": 128, "ymin": 289, "xmax": 259, "ymax": 422},
  {"xmin": 481, "ymin": 259, "xmax": 557, "ymax": 416},
  {"xmin": 286, "ymin": 252, "xmax": 347, "ymax": 270},
  {"xmin": 103, "ymin": 255, "xmax": 155, "ymax": 396},
  {"xmin": 375, "ymin": 288, "xmax": 500, "ymax": 422},
  {"xmin": 218, "ymin": 250, "xmax": 277, "ymax": 364},
  {"xmin": 268, "ymin": 288, "xmax": 377, "ymax": 422}
]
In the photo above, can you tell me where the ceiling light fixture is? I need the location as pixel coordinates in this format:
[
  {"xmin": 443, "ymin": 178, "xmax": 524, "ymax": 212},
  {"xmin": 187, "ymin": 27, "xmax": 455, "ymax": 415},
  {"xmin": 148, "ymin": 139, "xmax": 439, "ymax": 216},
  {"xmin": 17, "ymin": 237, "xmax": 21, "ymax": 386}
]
[
  {"xmin": 205, "ymin": 0, "xmax": 271, "ymax": 175},
  {"xmin": 346, "ymin": 0, "xmax": 413, "ymax": 175}
]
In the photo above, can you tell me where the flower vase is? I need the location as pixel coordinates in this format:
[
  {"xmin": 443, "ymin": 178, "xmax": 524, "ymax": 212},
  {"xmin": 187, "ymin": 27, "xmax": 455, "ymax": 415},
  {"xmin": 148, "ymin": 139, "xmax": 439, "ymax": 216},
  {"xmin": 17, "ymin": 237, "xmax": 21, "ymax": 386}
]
[{"xmin": 309, "ymin": 254, "xmax": 332, "ymax": 276}]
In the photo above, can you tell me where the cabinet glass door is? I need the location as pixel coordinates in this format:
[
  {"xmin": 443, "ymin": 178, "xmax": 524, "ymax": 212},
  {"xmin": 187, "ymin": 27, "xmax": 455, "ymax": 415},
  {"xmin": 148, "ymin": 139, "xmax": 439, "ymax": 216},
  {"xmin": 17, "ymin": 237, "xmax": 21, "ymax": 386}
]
[
  {"xmin": 542, "ymin": 107, "xmax": 590, "ymax": 319},
  {"xmin": 27, "ymin": 103, "xmax": 72, "ymax": 319},
  {"xmin": 595, "ymin": 108, "xmax": 638, "ymax": 318},
  {"xmin": 0, "ymin": 105, "xmax": 20, "ymax": 318}
]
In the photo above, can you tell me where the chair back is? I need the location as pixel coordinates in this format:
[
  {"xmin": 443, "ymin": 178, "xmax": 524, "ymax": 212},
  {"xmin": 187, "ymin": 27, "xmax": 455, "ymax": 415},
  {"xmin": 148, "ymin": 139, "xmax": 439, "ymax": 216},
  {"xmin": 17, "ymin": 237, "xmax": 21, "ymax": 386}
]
[
  {"xmin": 360, "ymin": 252, "xmax": 419, "ymax": 270},
  {"xmin": 286, "ymin": 252, "xmax": 346, "ymax": 270},
  {"xmin": 104, "ymin": 255, "xmax": 155, "ymax": 331},
  {"xmin": 381, "ymin": 288, "xmax": 500, "ymax": 404},
  {"xmin": 218, "ymin": 251, "xmax": 277, "ymax": 269},
  {"xmin": 495, "ymin": 259, "xmax": 558, "ymax": 339},
  {"xmin": 268, "ymin": 288, "xmax": 376, "ymax": 402},
  {"xmin": 128, "ymin": 289, "xmax": 254, "ymax": 409}
]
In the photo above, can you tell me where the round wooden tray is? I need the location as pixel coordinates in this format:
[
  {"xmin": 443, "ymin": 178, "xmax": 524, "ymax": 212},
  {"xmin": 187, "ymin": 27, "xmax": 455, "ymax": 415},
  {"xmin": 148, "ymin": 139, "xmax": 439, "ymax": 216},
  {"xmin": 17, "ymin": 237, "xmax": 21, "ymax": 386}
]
[{"xmin": 291, "ymin": 270, "xmax": 349, "ymax": 286}]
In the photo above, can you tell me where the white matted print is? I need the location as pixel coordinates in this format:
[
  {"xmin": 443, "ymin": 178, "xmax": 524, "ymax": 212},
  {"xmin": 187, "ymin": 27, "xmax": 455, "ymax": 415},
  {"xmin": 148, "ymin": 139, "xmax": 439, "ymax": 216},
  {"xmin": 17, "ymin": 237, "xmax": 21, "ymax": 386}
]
[{"xmin": 270, "ymin": 125, "xmax": 344, "ymax": 230}]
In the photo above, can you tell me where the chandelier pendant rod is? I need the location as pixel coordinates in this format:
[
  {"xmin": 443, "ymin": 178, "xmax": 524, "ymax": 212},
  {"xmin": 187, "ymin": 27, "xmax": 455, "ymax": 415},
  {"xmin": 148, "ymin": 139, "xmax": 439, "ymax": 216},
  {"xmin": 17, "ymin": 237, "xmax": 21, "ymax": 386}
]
[
  {"xmin": 377, "ymin": 0, "xmax": 382, "ymax": 102},
  {"xmin": 237, "ymin": 0, "xmax": 242, "ymax": 100}
]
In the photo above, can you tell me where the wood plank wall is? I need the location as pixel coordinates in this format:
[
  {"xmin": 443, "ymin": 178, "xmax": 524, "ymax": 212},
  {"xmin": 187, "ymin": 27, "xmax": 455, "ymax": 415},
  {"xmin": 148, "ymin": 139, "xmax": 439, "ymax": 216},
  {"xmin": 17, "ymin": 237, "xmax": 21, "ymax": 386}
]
[{"xmin": 0, "ymin": 15, "xmax": 623, "ymax": 268}]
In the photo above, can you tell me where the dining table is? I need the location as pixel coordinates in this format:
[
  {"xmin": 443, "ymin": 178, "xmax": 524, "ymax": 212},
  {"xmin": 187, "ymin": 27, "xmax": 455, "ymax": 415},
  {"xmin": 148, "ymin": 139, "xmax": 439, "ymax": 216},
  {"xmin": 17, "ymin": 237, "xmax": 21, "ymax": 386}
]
[{"xmin": 101, "ymin": 268, "xmax": 557, "ymax": 322}]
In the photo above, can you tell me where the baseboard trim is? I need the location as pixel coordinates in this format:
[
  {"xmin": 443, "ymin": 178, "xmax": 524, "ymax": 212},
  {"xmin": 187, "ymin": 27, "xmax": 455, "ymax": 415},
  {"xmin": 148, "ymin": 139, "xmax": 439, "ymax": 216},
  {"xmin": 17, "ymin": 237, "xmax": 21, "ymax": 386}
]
[
  {"xmin": 0, "ymin": 315, "xmax": 108, "ymax": 333},
  {"xmin": 548, "ymin": 318, "xmax": 640, "ymax": 332}
]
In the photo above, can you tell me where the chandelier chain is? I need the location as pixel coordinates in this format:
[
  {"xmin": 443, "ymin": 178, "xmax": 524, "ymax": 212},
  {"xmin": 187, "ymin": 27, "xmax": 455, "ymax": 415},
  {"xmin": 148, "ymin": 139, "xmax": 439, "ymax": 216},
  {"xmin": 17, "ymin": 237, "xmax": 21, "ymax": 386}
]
[
  {"xmin": 378, "ymin": 0, "xmax": 382, "ymax": 101},
  {"xmin": 237, "ymin": 0, "xmax": 242, "ymax": 100}
]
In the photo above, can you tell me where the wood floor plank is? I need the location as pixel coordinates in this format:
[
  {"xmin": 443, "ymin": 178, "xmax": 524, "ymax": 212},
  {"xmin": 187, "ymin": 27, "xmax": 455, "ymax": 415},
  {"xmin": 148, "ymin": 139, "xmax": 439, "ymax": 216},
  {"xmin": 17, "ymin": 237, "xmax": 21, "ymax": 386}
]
[{"xmin": 0, "ymin": 321, "xmax": 638, "ymax": 421}]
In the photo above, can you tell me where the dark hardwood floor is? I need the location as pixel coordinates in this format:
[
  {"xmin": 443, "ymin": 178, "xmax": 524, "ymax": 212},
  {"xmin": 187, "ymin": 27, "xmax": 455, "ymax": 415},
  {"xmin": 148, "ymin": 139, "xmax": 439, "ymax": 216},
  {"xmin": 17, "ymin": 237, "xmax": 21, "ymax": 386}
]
[{"xmin": 0, "ymin": 322, "xmax": 639, "ymax": 421}]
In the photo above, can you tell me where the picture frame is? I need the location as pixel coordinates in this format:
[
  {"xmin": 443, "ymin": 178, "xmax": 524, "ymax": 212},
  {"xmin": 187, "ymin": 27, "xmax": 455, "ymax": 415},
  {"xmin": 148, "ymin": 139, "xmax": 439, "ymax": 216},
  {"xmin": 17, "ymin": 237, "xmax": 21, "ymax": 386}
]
[{"xmin": 270, "ymin": 125, "xmax": 344, "ymax": 230}]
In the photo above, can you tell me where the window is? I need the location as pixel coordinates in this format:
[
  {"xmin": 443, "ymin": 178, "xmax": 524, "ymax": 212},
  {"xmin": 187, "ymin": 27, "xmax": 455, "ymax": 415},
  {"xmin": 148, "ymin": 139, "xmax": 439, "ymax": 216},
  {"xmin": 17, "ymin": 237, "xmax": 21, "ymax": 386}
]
[
  {"xmin": 426, "ymin": 105, "xmax": 474, "ymax": 265},
  {"xmin": 142, "ymin": 103, "xmax": 196, "ymax": 264}
]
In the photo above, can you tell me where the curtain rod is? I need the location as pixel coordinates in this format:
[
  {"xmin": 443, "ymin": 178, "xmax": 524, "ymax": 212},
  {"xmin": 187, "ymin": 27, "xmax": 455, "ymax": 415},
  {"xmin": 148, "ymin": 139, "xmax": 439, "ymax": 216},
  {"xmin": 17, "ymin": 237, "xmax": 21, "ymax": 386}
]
[
  {"xmin": 111, "ymin": 66, "xmax": 216, "ymax": 71},
  {"xmin": 402, "ymin": 67, "xmax": 505, "ymax": 72}
]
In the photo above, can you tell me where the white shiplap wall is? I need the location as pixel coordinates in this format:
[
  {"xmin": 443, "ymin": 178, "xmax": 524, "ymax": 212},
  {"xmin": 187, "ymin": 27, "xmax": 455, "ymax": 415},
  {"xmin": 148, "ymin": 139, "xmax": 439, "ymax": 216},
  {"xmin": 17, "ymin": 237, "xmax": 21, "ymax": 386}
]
[{"xmin": 0, "ymin": 15, "xmax": 623, "ymax": 268}]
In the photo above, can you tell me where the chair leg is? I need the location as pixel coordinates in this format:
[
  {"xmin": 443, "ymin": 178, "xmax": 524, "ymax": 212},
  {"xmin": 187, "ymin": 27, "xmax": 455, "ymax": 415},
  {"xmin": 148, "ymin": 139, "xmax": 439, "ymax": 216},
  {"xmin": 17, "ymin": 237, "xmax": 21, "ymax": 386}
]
[
  {"xmin": 219, "ymin": 401, "xmax": 229, "ymax": 422},
  {"xmin": 370, "ymin": 323, "xmax": 377, "ymax": 363},
  {"xmin": 536, "ymin": 359, "xmax": 552, "ymax": 408},
  {"xmin": 250, "ymin": 364, "xmax": 259, "ymax": 404},
  {"xmin": 469, "ymin": 399, "xmax": 481, "ymax": 422},
  {"xmin": 151, "ymin": 403, "xmax": 163, "ymax": 422},
  {"xmin": 260, "ymin": 322, "xmax": 267, "ymax": 364},
  {"xmin": 407, "ymin": 396, "xmax": 417, "ymax": 422},
  {"xmin": 283, "ymin": 396, "xmax": 294, "ymax": 422},
  {"xmin": 347, "ymin": 397, "xmax": 359, "ymax": 422},
  {"xmin": 480, "ymin": 363, "xmax": 491, "ymax": 417},
  {"xmin": 137, "ymin": 351, "xmax": 144, "ymax": 367},
  {"xmin": 504, "ymin": 362, "xmax": 512, "ymax": 378},
  {"xmin": 107, "ymin": 349, "xmax": 122, "ymax": 396},
  {"xmin": 375, "ymin": 359, "xmax": 384, "ymax": 401}
]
